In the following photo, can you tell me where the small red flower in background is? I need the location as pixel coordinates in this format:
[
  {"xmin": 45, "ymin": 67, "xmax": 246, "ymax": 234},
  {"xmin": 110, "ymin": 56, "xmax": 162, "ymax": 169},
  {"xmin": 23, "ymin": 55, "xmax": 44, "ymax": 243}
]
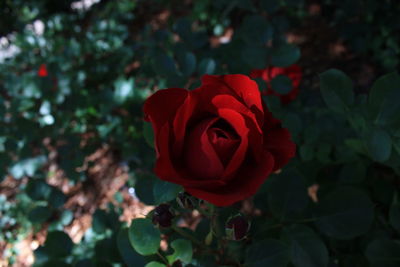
[
  {"xmin": 38, "ymin": 64, "xmax": 48, "ymax": 77},
  {"xmin": 250, "ymin": 64, "xmax": 302, "ymax": 104}
]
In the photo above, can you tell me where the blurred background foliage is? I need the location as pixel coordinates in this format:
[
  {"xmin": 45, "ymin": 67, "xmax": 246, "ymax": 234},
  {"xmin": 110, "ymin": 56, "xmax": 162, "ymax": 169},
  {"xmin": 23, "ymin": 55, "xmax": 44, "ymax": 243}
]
[{"xmin": 0, "ymin": 0, "xmax": 399, "ymax": 266}]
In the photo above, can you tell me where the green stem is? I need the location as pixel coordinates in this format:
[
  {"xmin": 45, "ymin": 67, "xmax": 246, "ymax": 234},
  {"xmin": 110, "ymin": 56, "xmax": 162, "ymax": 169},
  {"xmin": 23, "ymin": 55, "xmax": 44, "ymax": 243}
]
[
  {"xmin": 172, "ymin": 225, "xmax": 205, "ymax": 248},
  {"xmin": 197, "ymin": 206, "xmax": 211, "ymax": 218},
  {"xmin": 211, "ymin": 206, "xmax": 221, "ymax": 238},
  {"xmin": 221, "ymin": 0, "xmax": 238, "ymax": 19},
  {"xmin": 157, "ymin": 251, "xmax": 169, "ymax": 265}
]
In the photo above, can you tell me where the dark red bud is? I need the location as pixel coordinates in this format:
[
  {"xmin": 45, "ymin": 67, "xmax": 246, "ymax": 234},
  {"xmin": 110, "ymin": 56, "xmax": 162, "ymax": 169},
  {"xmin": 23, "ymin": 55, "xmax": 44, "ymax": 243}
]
[
  {"xmin": 152, "ymin": 204, "xmax": 174, "ymax": 228},
  {"xmin": 225, "ymin": 214, "xmax": 250, "ymax": 241},
  {"xmin": 171, "ymin": 260, "xmax": 183, "ymax": 267}
]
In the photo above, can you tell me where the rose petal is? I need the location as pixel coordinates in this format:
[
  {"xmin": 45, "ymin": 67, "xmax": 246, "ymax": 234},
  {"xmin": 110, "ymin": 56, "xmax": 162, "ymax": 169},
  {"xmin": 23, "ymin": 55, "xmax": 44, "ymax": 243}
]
[
  {"xmin": 262, "ymin": 103, "xmax": 282, "ymax": 131},
  {"xmin": 208, "ymin": 126, "xmax": 240, "ymax": 166},
  {"xmin": 172, "ymin": 74, "xmax": 266, "ymax": 155},
  {"xmin": 211, "ymin": 94, "xmax": 262, "ymax": 133},
  {"xmin": 264, "ymin": 127, "xmax": 296, "ymax": 171},
  {"xmin": 249, "ymin": 69, "xmax": 268, "ymax": 81},
  {"xmin": 212, "ymin": 94, "xmax": 264, "ymax": 161},
  {"xmin": 215, "ymin": 109, "xmax": 249, "ymax": 180},
  {"xmin": 143, "ymin": 88, "xmax": 189, "ymax": 133},
  {"xmin": 185, "ymin": 151, "xmax": 275, "ymax": 206},
  {"xmin": 184, "ymin": 118, "xmax": 225, "ymax": 180},
  {"xmin": 202, "ymin": 74, "xmax": 264, "ymax": 124},
  {"xmin": 154, "ymin": 123, "xmax": 226, "ymax": 188}
]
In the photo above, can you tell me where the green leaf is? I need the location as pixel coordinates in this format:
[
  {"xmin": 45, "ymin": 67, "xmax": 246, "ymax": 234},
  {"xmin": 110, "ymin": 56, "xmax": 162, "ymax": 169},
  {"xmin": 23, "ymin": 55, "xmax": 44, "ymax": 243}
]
[
  {"xmin": 129, "ymin": 218, "xmax": 161, "ymax": 256},
  {"xmin": 365, "ymin": 239, "xmax": 400, "ymax": 267},
  {"xmin": 241, "ymin": 46, "xmax": 267, "ymax": 69},
  {"xmin": 177, "ymin": 52, "xmax": 196, "ymax": 77},
  {"xmin": 91, "ymin": 208, "xmax": 119, "ymax": 233},
  {"xmin": 268, "ymin": 170, "xmax": 309, "ymax": 221},
  {"xmin": 92, "ymin": 209, "xmax": 108, "ymax": 233},
  {"xmin": 48, "ymin": 187, "xmax": 67, "ymax": 209},
  {"xmin": 239, "ymin": 15, "xmax": 273, "ymax": 45},
  {"xmin": 283, "ymin": 225, "xmax": 329, "ymax": 267},
  {"xmin": 190, "ymin": 32, "xmax": 209, "ymax": 50},
  {"xmin": 33, "ymin": 246, "xmax": 50, "ymax": 265},
  {"xmin": 341, "ymin": 255, "xmax": 369, "ymax": 267},
  {"xmin": 95, "ymin": 237, "xmax": 121, "ymax": 262},
  {"xmin": 117, "ymin": 227, "xmax": 146, "ymax": 267},
  {"xmin": 43, "ymin": 231, "xmax": 73, "ymax": 258},
  {"xmin": 316, "ymin": 143, "xmax": 332, "ymax": 163},
  {"xmin": 114, "ymin": 77, "xmax": 135, "ymax": 104},
  {"xmin": 167, "ymin": 239, "xmax": 193, "ymax": 264},
  {"xmin": 299, "ymin": 144, "xmax": 314, "ymax": 161},
  {"xmin": 26, "ymin": 179, "xmax": 52, "ymax": 201},
  {"xmin": 135, "ymin": 174, "xmax": 156, "ymax": 205},
  {"xmin": 339, "ymin": 162, "xmax": 366, "ymax": 184},
  {"xmin": 9, "ymin": 155, "xmax": 47, "ymax": 179},
  {"xmin": 59, "ymin": 210, "xmax": 73, "ymax": 226},
  {"xmin": 263, "ymin": 94, "xmax": 281, "ymax": 113},
  {"xmin": 74, "ymin": 259, "xmax": 94, "ymax": 267},
  {"xmin": 254, "ymin": 77, "xmax": 267, "ymax": 92},
  {"xmin": 197, "ymin": 58, "xmax": 216, "ymax": 75},
  {"xmin": 389, "ymin": 194, "xmax": 400, "ymax": 234},
  {"xmin": 0, "ymin": 98, "xmax": 5, "ymax": 116},
  {"xmin": 166, "ymin": 73, "xmax": 186, "ymax": 88},
  {"xmin": 368, "ymin": 72, "xmax": 400, "ymax": 125},
  {"xmin": 345, "ymin": 138, "xmax": 367, "ymax": 155},
  {"xmin": 28, "ymin": 206, "xmax": 52, "ymax": 224},
  {"xmin": 319, "ymin": 69, "xmax": 354, "ymax": 114},
  {"xmin": 282, "ymin": 113, "xmax": 302, "ymax": 135},
  {"xmin": 143, "ymin": 121, "xmax": 155, "ymax": 148},
  {"xmin": 236, "ymin": 0, "xmax": 256, "ymax": 11},
  {"xmin": 153, "ymin": 180, "xmax": 182, "ymax": 204},
  {"xmin": 365, "ymin": 127, "xmax": 392, "ymax": 162},
  {"xmin": 42, "ymin": 260, "xmax": 70, "ymax": 267},
  {"xmin": 270, "ymin": 44, "xmax": 300, "ymax": 67},
  {"xmin": 271, "ymin": 74, "xmax": 293, "ymax": 94},
  {"xmin": 173, "ymin": 18, "xmax": 191, "ymax": 41},
  {"xmin": 145, "ymin": 262, "xmax": 166, "ymax": 267},
  {"xmin": 285, "ymin": 0, "xmax": 305, "ymax": 7},
  {"xmin": 153, "ymin": 52, "xmax": 178, "ymax": 77},
  {"xmin": 260, "ymin": 0, "xmax": 281, "ymax": 13},
  {"xmin": 246, "ymin": 239, "xmax": 290, "ymax": 267},
  {"xmin": 314, "ymin": 187, "xmax": 374, "ymax": 239}
]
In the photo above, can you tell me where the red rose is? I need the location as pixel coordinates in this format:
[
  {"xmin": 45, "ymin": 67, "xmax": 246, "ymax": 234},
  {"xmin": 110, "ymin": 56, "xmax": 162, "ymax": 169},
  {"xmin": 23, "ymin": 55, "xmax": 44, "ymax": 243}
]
[
  {"xmin": 143, "ymin": 74, "xmax": 296, "ymax": 206},
  {"xmin": 38, "ymin": 64, "xmax": 48, "ymax": 77},
  {"xmin": 250, "ymin": 64, "xmax": 302, "ymax": 104}
]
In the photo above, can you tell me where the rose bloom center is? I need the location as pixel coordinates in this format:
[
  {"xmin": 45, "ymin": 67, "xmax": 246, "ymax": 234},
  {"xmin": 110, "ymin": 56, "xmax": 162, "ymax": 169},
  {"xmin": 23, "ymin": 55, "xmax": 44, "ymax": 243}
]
[{"xmin": 184, "ymin": 118, "xmax": 240, "ymax": 180}]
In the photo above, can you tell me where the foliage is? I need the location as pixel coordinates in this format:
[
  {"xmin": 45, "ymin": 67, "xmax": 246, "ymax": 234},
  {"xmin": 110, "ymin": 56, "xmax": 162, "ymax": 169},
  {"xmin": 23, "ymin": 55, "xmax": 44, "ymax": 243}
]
[
  {"xmin": 323, "ymin": 0, "xmax": 400, "ymax": 70},
  {"xmin": 0, "ymin": 0, "xmax": 399, "ymax": 266}
]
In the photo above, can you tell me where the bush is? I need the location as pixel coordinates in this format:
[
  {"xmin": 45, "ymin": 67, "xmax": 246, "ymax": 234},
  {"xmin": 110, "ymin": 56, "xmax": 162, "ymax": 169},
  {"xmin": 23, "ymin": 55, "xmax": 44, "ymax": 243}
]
[{"xmin": 0, "ymin": 0, "xmax": 399, "ymax": 266}]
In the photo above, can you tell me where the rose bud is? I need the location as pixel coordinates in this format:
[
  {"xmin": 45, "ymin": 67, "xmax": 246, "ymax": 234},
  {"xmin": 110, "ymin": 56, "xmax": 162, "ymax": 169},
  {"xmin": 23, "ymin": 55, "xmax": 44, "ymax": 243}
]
[
  {"xmin": 250, "ymin": 64, "xmax": 302, "ymax": 104},
  {"xmin": 152, "ymin": 204, "xmax": 174, "ymax": 228},
  {"xmin": 171, "ymin": 260, "xmax": 182, "ymax": 267},
  {"xmin": 144, "ymin": 74, "xmax": 295, "ymax": 206},
  {"xmin": 225, "ymin": 214, "xmax": 250, "ymax": 241},
  {"xmin": 176, "ymin": 192, "xmax": 196, "ymax": 209}
]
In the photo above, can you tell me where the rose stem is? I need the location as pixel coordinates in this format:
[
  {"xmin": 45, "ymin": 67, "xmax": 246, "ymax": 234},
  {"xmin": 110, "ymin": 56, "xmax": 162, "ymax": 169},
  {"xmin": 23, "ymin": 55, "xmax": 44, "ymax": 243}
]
[{"xmin": 171, "ymin": 225, "xmax": 206, "ymax": 249}]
